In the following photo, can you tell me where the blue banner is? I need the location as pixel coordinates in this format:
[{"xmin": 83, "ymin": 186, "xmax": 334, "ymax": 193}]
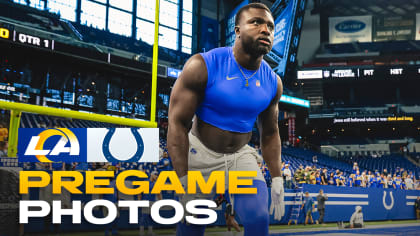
[
  {"xmin": 280, "ymin": 95, "xmax": 310, "ymax": 108},
  {"xmin": 18, "ymin": 128, "xmax": 87, "ymax": 163},
  {"xmin": 272, "ymin": 184, "xmax": 420, "ymax": 224},
  {"xmin": 272, "ymin": 1, "xmax": 294, "ymax": 58},
  {"xmin": 225, "ymin": 0, "xmax": 248, "ymax": 47}
]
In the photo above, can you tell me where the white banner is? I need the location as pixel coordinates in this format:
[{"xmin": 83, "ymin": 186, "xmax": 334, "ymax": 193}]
[
  {"xmin": 416, "ymin": 13, "xmax": 420, "ymax": 40},
  {"xmin": 87, "ymin": 128, "xmax": 159, "ymax": 162},
  {"xmin": 329, "ymin": 16, "xmax": 372, "ymax": 44}
]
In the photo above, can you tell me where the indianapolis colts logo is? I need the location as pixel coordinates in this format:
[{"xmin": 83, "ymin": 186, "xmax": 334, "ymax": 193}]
[
  {"xmin": 102, "ymin": 128, "xmax": 144, "ymax": 162},
  {"xmin": 382, "ymin": 191, "xmax": 394, "ymax": 210}
]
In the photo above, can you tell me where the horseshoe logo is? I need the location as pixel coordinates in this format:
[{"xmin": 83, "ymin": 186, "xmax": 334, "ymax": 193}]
[
  {"xmin": 382, "ymin": 191, "xmax": 394, "ymax": 210},
  {"xmin": 102, "ymin": 128, "xmax": 144, "ymax": 162}
]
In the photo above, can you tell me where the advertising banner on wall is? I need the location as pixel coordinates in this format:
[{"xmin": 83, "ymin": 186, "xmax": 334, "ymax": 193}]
[
  {"xmin": 416, "ymin": 13, "xmax": 420, "ymax": 40},
  {"xmin": 271, "ymin": 1, "xmax": 294, "ymax": 59},
  {"xmin": 225, "ymin": 0, "xmax": 248, "ymax": 46},
  {"xmin": 373, "ymin": 15, "xmax": 415, "ymax": 41},
  {"xmin": 298, "ymin": 65, "xmax": 420, "ymax": 80},
  {"xmin": 329, "ymin": 15, "xmax": 372, "ymax": 43},
  {"xmin": 288, "ymin": 116, "xmax": 295, "ymax": 146},
  {"xmin": 299, "ymin": 184, "xmax": 420, "ymax": 223}
]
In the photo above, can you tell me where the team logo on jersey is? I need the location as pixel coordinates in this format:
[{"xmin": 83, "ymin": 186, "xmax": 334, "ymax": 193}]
[
  {"xmin": 256, "ymin": 80, "xmax": 261, "ymax": 87},
  {"xmin": 226, "ymin": 76, "xmax": 239, "ymax": 80}
]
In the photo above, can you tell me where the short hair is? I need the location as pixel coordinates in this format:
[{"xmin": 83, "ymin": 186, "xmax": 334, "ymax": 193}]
[{"xmin": 235, "ymin": 3, "xmax": 272, "ymax": 26}]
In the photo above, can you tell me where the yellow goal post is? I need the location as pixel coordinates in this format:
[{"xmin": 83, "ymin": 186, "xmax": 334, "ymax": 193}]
[
  {"xmin": 0, "ymin": 0, "xmax": 162, "ymax": 158},
  {"xmin": 0, "ymin": 100, "xmax": 157, "ymax": 157}
]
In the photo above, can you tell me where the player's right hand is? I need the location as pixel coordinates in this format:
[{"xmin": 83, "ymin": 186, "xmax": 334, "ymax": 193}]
[{"xmin": 270, "ymin": 176, "xmax": 285, "ymax": 221}]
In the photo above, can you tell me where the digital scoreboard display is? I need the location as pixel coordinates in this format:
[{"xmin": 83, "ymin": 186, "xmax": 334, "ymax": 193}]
[
  {"xmin": 297, "ymin": 66, "xmax": 420, "ymax": 79},
  {"xmin": 15, "ymin": 32, "xmax": 53, "ymax": 49},
  {"xmin": 0, "ymin": 27, "xmax": 54, "ymax": 50},
  {"xmin": 167, "ymin": 67, "xmax": 182, "ymax": 78},
  {"xmin": 0, "ymin": 27, "xmax": 10, "ymax": 40}
]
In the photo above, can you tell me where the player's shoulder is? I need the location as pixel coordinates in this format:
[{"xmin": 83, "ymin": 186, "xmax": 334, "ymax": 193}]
[
  {"xmin": 181, "ymin": 53, "xmax": 207, "ymax": 78},
  {"xmin": 262, "ymin": 60, "xmax": 282, "ymax": 88},
  {"xmin": 201, "ymin": 46, "xmax": 231, "ymax": 57},
  {"xmin": 261, "ymin": 59, "xmax": 271, "ymax": 69},
  {"xmin": 261, "ymin": 59, "xmax": 278, "ymax": 77}
]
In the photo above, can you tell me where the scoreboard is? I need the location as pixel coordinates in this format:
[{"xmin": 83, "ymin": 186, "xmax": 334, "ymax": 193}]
[
  {"xmin": 297, "ymin": 66, "xmax": 420, "ymax": 80},
  {"xmin": 0, "ymin": 26, "xmax": 54, "ymax": 50}
]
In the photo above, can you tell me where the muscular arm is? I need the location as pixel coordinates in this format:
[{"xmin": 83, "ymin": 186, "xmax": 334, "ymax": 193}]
[
  {"xmin": 257, "ymin": 76, "xmax": 283, "ymax": 178},
  {"xmin": 167, "ymin": 54, "xmax": 207, "ymax": 177}
]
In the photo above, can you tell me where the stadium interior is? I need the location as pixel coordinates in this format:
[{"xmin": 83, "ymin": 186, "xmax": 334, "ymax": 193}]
[{"xmin": 0, "ymin": 0, "xmax": 419, "ymax": 235}]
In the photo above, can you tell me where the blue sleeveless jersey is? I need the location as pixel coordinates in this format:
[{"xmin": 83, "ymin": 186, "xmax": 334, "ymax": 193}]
[{"xmin": 197, "ymin": 47, "xmax": 278, "ymax": 133}]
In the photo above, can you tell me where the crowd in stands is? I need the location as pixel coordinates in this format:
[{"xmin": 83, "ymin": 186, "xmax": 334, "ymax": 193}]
[
  {"xmin": 0, "ymin": 110, "xmax": 9, "ymax": 157},
  {"xmin": 255, "ymin": 143, "xmax": 420, "ymax": 191},
  {"xmin": 276, "ymin": 159, "xmax": 420, "ymax": 190}
]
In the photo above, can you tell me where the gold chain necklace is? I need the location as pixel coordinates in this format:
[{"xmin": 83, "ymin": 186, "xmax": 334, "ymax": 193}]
[
  {"xmin": 237, "ymin": 65, "xmax": 258, "ymax": 87},
  {"xmin": 233, "ymin": 52, "xmax": 258, "ymax": 87}
]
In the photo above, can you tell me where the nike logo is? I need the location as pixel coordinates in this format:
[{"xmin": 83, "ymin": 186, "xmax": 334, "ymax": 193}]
[{"xmin": 226, "ymin": 76, "xmax": 239, "ymax": 80}]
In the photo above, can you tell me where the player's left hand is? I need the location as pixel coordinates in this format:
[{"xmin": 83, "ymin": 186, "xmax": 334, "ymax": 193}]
[
  {"xmin": 225, "ymin": 214, "xmax": 241, "ymax": 232},
  {"xmin": 270, "ymin": 176, "xmax": 285, "ymax": 221},
  {"xmin": 178, "ymin": 175, "xmax": 190, "ymax": 224}
]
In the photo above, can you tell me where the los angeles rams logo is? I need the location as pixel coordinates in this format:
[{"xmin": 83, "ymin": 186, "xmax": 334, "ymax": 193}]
[
  {"xmin": 102, "ymin": 128, "xmax": 144, "ymax": 162},
  {"xmin": 24, "ymin": 128, "xmax": 80, "ymax": 162}
]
